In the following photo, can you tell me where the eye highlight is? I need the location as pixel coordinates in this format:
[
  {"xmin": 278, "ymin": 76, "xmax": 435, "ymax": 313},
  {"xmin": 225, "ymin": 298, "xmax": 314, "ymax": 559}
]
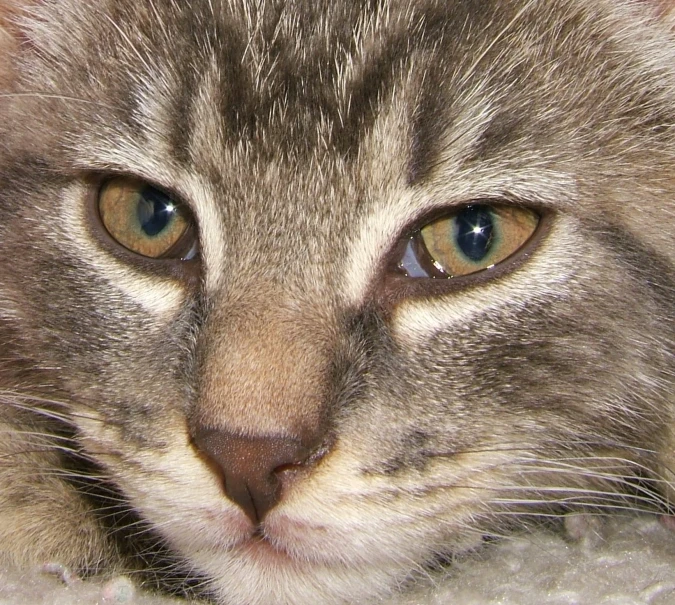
[
  {"xmin": 98, "ymin": 177, "xmax": 197, "ymax": 260},
  {"xmin": 397, "ymin": 204, "xmax": 539, "ymax": 279}
]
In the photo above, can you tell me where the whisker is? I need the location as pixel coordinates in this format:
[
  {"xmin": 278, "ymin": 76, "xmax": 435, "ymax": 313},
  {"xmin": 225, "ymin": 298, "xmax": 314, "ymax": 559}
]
[
  {"xmin": 0, "ymin": 91, "xmax": 119, "ymax": 110},
  {"xmin": 2, "ymin": 398, "xmax": 112, "ymax": 426}
]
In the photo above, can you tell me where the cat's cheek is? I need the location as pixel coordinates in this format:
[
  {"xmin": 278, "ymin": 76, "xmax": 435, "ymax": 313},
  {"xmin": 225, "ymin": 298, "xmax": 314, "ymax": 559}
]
[
  {"xmin": 67, "ymin": 403, "xmax": 248, "ymax": 548},
  {"xmin": 87, "ymin": 426, "xmax": 254, "ymax": 551}
]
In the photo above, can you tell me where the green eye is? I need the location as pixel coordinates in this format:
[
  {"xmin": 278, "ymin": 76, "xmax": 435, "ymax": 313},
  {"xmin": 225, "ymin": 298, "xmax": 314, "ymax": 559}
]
[
  {"xmin": 398, "ymin": 204, "xmax": 539, "ymax": 278},
  {"xmin": 98, "ymin": 177, "xmax": 197, "ymax": 260}
]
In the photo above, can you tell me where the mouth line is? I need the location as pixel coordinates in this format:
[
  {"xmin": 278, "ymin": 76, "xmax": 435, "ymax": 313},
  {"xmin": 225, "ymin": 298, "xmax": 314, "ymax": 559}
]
[{"xmin": 235, "ymin": 533, "xmax": 305, "ymax": 567}]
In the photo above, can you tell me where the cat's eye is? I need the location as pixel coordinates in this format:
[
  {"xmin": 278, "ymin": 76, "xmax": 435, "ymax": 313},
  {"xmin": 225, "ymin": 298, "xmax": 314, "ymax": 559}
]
[
  {"xmin": 396, "ymin": 203, "xmax": 539, "ymax": 279},
  {"xmin": 98, "ymin": 177, "xmax": 197, "ymax": 260}
]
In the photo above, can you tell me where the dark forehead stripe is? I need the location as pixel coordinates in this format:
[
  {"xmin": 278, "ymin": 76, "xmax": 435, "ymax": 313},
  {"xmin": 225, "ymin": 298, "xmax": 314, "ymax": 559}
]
[
  {"xmin": 42, "ymin": 0, "xmax": 674, "ymax": 184},
  {"xmin": 127, "ymin": 0, "xmax": 451, "ymax": 165},
  {"xmin": 596, "ymin": 226, "xmax": 675, "ymax": 314},
  {"xmin": 86, "ymin": 0, "xmax": 554, "ymax": 171}
]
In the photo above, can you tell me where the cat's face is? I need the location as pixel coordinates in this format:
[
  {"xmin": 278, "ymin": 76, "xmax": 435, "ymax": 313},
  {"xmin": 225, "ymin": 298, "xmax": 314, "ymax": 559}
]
[{"xmin": 0, "ymin": 0, "xmax": 673, "ymax": 603}]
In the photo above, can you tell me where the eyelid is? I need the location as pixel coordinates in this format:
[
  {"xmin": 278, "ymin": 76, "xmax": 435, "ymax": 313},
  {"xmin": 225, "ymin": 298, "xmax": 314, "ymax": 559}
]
[
  {"xmin": 86, "ymin": 174, "xmax": 202, "ymax": 285},
  {"xmin": 378, "ymin": 202, "xmax": 552, "ymax": 308}
]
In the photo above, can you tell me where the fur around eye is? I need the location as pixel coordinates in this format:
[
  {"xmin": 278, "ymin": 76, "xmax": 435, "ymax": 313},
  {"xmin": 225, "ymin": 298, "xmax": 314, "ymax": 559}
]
[
  {"xmin": 98, "ymin": 177, "xmax": 198, "ymax": 260},
  {"xmin": 397, "ymin": 204, "xmax": 540, "ymax": 279}
]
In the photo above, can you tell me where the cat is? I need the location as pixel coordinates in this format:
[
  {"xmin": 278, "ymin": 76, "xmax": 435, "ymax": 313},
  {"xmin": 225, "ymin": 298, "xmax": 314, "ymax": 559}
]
[{"xmin": 0, "ymin": 0, "xmax": 673, "ymax": 603}]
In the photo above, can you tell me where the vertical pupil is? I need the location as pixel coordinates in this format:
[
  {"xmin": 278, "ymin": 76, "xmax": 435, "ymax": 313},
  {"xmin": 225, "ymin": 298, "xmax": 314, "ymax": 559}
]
[
  {"xmin": 455, "ymin": 205, "xmax": 494, "ymax": 261},
  {"xmin": 137, "ymin": 188, "xmax": 175, "ymax": 237}
]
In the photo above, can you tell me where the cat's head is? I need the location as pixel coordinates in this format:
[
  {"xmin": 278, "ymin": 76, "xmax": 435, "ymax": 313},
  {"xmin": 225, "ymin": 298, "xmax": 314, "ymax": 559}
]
[{"xmin": 0, "ymin": 0, "xmax": 673, "ymax": 603}]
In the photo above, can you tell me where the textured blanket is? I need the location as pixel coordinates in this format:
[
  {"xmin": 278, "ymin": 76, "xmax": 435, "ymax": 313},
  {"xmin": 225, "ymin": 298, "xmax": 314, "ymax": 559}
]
[{"xmin": 0, "ymin": 515, "xmax": 673, "ymax": 605}]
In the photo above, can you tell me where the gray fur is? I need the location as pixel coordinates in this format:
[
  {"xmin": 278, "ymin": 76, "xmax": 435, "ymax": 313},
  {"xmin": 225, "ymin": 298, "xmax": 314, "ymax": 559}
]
[{"xmin": 0, "ymin": 0, "xmax": 673, "ymax": 603}]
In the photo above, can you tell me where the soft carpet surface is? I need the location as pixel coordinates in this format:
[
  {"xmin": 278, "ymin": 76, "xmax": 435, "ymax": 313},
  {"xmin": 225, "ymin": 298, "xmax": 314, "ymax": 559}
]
[{"xmin": 1, "ymin": 515, "xmax": 673, "ymax": 604}]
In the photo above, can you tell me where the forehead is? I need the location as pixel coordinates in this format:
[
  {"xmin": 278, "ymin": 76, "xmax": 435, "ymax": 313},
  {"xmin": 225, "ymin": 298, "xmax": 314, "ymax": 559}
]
[
  {"xmin": 24, "ymin": 0, "xmax": 670, "ymax": 170},
  {"xmin": 42, "ymin": 0, "xmax": 600, "ymax": 165},
  {"xmin": 18, "ymin": 0, "xmax": 674, "ymax": 290}
]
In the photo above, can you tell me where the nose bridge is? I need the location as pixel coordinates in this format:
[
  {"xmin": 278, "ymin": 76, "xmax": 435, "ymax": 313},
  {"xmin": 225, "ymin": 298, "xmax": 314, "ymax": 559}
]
[
  {"xmin": 194, "ymin": 291, "xmax": 334, "ymax": 440},
  {"xmin": 191, "ymin": 291, "xmax": 338, "ymax": 522}
]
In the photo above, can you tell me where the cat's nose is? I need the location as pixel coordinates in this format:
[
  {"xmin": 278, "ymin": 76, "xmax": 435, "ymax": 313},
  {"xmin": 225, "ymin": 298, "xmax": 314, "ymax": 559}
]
[{"xmin": 192, "ymin": 428, "xmax": 318, "ymax": 524}]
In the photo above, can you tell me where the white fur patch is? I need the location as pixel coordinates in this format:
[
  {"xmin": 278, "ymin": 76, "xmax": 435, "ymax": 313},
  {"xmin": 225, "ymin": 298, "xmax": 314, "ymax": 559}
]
[{"xmin": 178, "ymin": 172, "xmax": 227, "ymax": 294}]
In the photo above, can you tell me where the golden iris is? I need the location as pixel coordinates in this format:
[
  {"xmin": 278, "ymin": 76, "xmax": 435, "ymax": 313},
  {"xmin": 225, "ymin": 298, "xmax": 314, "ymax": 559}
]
[
  {"xmin": 417, "ymin": 204, "xmax": 539, "ymax": 277},
  {"xmin": 98, "ymin": 177, "xmax": 193, "ymax": 259}
]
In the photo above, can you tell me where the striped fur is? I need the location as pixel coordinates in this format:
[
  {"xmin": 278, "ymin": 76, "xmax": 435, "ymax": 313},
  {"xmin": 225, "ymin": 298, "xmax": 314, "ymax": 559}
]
[{"xmin": 0, "ymin": 1, "xmax": 673, "ymax": 603}]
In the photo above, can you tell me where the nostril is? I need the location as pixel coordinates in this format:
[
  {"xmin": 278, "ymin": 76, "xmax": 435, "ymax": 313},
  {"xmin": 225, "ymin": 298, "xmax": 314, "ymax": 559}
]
[{"xmin": 192, "ymin": 428, "xmax": 317, "ymax": 524}]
